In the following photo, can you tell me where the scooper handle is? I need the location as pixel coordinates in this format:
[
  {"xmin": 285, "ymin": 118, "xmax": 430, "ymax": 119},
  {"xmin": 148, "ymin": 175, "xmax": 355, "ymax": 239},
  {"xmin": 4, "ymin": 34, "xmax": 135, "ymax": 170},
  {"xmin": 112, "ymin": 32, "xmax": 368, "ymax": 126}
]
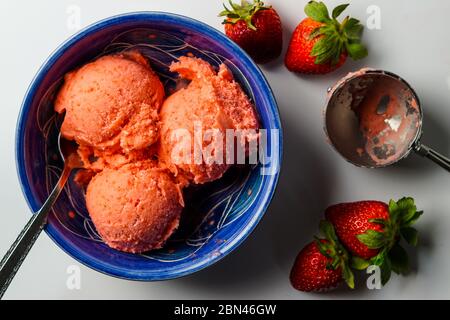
[{"xmin": 415, "ymin": 143, "xmax": 450, "ymax": 172}]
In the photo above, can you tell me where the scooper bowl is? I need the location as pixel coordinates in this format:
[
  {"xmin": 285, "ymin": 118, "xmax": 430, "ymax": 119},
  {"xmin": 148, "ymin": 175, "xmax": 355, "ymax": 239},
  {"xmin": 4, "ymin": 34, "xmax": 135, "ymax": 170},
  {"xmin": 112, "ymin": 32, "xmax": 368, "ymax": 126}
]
[{"xmin": 325, "ymin": 69, "xmax": 450, "ymax": 171}]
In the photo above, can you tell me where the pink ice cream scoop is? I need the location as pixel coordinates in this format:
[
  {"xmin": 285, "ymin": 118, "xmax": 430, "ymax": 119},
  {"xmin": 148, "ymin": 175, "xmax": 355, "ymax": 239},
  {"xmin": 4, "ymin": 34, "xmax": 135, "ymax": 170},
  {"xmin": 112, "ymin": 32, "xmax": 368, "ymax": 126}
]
[
  {"xmin": 55, "ymin": 51, "xmax": 164, "ymax": 156},
  {"xmin": 158, "ymin": 56, "xmax": 259, "ymax": 184},
  {"xmin": 86, "ymin": 161, "xmax": 184, "ymax": 253},
  {"xmin": 325, "ymin": 69, "xmax": 450, "ymax": 171}
]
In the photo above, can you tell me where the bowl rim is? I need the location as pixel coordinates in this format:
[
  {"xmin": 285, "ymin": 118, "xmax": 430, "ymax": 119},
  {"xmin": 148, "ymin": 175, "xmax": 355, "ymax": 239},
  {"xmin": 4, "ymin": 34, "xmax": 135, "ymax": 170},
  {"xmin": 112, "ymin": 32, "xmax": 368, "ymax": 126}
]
[{"xmin": 15, "ymin": 11, "xmax": 283, "ymax": 281}]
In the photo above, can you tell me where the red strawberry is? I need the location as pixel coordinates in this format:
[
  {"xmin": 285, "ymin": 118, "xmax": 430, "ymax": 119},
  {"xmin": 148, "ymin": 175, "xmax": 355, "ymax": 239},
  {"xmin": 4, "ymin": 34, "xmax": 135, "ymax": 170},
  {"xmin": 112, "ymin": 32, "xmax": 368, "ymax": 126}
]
[
  {"xmin": 290, "ymin": 221, "xmax": 354, "ymax": 292},
  {"xmin": 219, "ymin": 0, "xmax": 282, "ymax": 64},
  {"xmin": 325, "ymin": 201, "xmax": 389, "ymax": 259},
  {"xmin": 285, "ymin": 1, "xmax": 367, "ymax": 74},
  {"xmin": 326, "ymin": 197, "xmax": 423, "ymax": 285},
  {"xmin": 290, "ymin": 241, "xmax": 342, "ymax": 292}
]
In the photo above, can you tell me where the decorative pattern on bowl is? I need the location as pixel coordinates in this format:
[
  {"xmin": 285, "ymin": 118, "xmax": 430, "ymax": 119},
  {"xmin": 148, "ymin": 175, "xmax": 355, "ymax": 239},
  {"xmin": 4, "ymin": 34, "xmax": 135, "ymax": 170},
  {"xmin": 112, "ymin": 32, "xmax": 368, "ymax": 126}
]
[{"xmin": 16, "ymin": 12, "xmax": 282, "ymax": 280}]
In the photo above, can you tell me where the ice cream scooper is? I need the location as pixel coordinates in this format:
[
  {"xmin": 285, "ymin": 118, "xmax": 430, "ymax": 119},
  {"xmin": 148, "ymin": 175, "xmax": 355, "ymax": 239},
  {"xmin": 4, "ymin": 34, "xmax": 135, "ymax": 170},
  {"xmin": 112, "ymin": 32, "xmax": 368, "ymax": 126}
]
[{"xmin": 324, "ymin": 69, "xmax": 450, "ymax": 171}]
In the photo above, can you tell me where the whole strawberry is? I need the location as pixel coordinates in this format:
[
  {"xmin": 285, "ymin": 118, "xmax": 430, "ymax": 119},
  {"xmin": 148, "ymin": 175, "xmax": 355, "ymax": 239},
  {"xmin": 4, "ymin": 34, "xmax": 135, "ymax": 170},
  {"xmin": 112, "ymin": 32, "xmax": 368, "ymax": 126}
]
[
  {"xmin": 290, "ymin": 221, "xmax": 354, "ymax": 292},
  {"xmin": 326, "ymin": 201, "xmax": 389, "ymax": 260},
  {"xmin": 285, "ymin": 1, "xmax": 367, "ymax": 74},
  {"xmin": 326, "ymin": 197, "xmax": 423, "ymax": 284},
  {"xmin": 219, "ymin": 0, "xmax": 282, "ymax": 64}
]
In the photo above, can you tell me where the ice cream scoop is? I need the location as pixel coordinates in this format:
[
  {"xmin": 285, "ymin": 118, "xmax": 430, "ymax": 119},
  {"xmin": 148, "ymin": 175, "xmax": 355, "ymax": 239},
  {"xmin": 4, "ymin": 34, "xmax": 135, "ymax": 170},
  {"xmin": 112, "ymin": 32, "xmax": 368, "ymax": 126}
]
[
  {"xmin": 55, "ymin": 51, "xmax": 164, "ymax": 158},
  {"xmin": 158, "ymin": 56, "xmax": 259, "ymax": 184},
  {"xmin": 325, "ymin": 69, "xmax": 450, "ymax": 171},
  {"xmin": 86, "ymin": 161, "xmax": 184, "ymax": 253}
]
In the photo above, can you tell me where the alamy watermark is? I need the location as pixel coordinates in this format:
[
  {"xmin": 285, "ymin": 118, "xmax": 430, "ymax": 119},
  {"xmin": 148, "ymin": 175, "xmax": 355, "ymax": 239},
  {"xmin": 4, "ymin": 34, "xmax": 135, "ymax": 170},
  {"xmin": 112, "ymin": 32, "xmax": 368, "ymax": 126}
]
[
  {"xmin": 366, "ymin": 5, "xmax": 381, "ymax": 30},
  {"xmin": 366, "ymin": 265, "xmax": 382, "ymax": 290},
  {"xmin": 168, "ymin": 124, "xmax": 280, "ymax": 176},
  {"xmin": 66, "ymin": 264, "xmax": 81, "ymax": 290},
  {"xmin": 66, "ymin": 4, "xmax": 81, "ymax": 31}
]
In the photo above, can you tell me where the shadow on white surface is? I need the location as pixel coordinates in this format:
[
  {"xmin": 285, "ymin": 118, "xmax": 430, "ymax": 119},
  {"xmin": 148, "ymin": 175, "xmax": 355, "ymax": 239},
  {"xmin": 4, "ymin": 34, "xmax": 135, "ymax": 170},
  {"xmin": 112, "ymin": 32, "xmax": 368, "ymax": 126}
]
[{"xmin": 172, "ymin": 111, "xmax": 337, "ymax": 297}]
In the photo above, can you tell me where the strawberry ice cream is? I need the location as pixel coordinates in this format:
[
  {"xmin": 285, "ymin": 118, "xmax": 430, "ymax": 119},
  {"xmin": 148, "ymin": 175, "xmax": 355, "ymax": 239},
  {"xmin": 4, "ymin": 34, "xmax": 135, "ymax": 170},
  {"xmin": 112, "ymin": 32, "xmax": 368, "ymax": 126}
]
[
  {"xmin": 86, "ymin": 161, "xmax": 183, "ymax": 253},
  {"xmin": 55, "ymin": 51, "xmax": 164, "ymax": 168},
  {"xmin": 158, "ymin": 57, "xmax": 259, "ymax": 184},
  {"xmin": 54, "ymin": 53, "xmax": 260, "ymax": 254}
]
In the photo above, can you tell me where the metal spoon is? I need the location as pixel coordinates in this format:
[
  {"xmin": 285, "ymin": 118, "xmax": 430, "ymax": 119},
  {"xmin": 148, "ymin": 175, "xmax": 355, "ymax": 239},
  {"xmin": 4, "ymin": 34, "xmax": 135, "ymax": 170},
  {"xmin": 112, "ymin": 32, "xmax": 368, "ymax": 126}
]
[
  {"xmin": 0, "ymin": 134, "xmax": 82, "ymax": 298},
  {"xmin": 324, "ymin": 69, "xmax": 450, "ymax": 171}
]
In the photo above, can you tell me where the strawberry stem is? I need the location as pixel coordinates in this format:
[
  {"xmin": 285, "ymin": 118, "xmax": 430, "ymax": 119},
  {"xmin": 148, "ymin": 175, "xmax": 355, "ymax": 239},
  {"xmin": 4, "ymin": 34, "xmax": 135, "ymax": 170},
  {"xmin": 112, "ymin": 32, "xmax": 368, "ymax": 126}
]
[
  {"xmin": 219, "ymin": 0, "xmax": 269, "ymax": 31},
  {"xmin": 305, "ymin": 1, "xmax": 367, "ymax": 64},
  {"xmin": 359, "ymin": 197, "xmax": 423, "ymax": 285},
  {"xmin": 318, "ymin": 220, "xmax": 355, "ymax": 289}
]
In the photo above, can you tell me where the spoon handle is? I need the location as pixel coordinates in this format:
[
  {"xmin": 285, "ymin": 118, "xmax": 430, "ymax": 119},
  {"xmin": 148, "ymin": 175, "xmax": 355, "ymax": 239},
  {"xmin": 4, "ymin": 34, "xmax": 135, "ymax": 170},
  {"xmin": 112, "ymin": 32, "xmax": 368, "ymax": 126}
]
[
  {"xmin": 0, "ymin": 165, "xmax": 72, "ymax": 299},
  {"xmin": 415, "ymin": 143, "xmax": 450, "ymax": 172}
]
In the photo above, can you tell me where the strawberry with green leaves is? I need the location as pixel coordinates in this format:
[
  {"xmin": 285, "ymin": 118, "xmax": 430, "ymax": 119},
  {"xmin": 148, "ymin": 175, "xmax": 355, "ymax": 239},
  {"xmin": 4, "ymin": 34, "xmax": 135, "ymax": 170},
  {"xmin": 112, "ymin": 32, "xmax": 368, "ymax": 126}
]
[
  {"xmin": 325, "ymin": 197, "xmax": 423, "ymax": 285},
  {"xmin": 285, "ymin": 1, "xmax": 367, "ymax": 74},
  {"xmin": 219, "ymin": 0, "xmax": 282, "ymax": 64},
  {"xmin": 290, "ymin": 220, "xmax": 354, "ymax": 292}
]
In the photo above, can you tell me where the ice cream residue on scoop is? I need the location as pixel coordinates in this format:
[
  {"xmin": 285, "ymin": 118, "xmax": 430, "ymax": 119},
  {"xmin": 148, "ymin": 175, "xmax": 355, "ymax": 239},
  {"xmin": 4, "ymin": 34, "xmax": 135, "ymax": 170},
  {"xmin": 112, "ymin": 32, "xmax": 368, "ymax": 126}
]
[{"xmin": 354, "ymin": 77, "xmax": 420, "ymax": 164}]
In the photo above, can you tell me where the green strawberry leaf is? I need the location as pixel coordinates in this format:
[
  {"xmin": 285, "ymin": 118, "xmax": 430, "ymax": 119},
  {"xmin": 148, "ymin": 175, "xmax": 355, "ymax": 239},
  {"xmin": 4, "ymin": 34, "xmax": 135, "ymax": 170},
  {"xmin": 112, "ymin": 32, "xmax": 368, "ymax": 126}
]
[
  {"xmin": 389, "ymin": 243, "xmax": 409, "ymax": 275},
  {"xmin": 315, "ymin": 236, "xmax": 339, "ymax": 258},
  {"xmin": 228, "ymin": 0, "xmax": 238, "ymax": 10},
  {"xmin": 345, "ymin": 42, "xmax": 368, "ymax": 60},
  {"xmin": 315, "ymin": 48, "xmax": 338, "ymax": 65},
  {"xmin": 319, "ymin": 220, "xmax": 339, "ymax": 244},
  {"xmin": 311, "ymin": 37, "xmax": 334, "ymax": 57},
  {"xmin": 303, "ymin": 1, "xmax": 367, "ymax": 65},
  {"xmin": 343, "ymin": 17, "xmax": 363, "ymax": 40},
  {"xmin": 370, "ymin": 250, "xmax": 385, "ymax": 266},
  {"xmin": 219, "ymin": 0, "xmax": 268, "ymax": 30},
  {"xmin": 357, "ymin": 230, "xmax": 386, "ymax": 249},
  {"xmin": 330, "ymin": 41, "xmax": 343, "ymax": 64},
  {"xmin": 403, "ymin": 210, "xmax": 423, "ymax": 227},
  {"xmin": 380, "ymin": 255, "xmax": 392, "ymax": 285},
  {"xmin": 332, "ymin": 4, "xmax": 349, "ymax": 19},
  {"xmin": 223, "ymin": 17, "xmax": 241, "ymax": 24},
  {"xmin": 351, "ymin": 256, "xmax": 370, "ymax": 270},
  {"xmin": 331, "ymin": 257, "xmax": 341, "ymax": 269},
  {"xmin": 388, "ymin": 199, "xmax": 400, "ymax": 221},
  {"xmin": 368, "ymin": 218, "xmax": 387, "ymax": 226},
  {"xmin": 401, "ymin": 227, "xmax": 419, "ymax": 246},
  {"xmin": 314, "ymin": 237, "xmax": 331, "ymax": 258},
  {"xmin": 313, "ymin": 33, "xmax": 342, "ymax": 65},
  {"xmin": 218, "ymin": 10, "xmax": 233, "ymax": 17},
  {"xmin": 305, "ymin": 1, "xmax": 331, "ymax": 23},
  {"xmin": 397, "ymin": 197, "xmax": 417, "ymax": 224},
  {"xmin": 246, "ymin": 20, "xmax": 257, "ymax": 31},
  {"xmin": 317, "ymin": 220, "xmax": 355, "ymax": 285},
  {"xmin": 308, "ymin": 26, "xmax": 324, "ymax": 40},
  {"xmin": 342, "ymin": 263, "xmax": 355, "ymax": 289}
]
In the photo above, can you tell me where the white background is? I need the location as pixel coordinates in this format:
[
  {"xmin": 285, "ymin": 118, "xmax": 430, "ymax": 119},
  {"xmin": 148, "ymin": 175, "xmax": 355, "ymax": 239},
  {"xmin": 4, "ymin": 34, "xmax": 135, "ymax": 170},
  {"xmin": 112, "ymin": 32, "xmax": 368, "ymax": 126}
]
[{"xmin": 1, "ymin": 0, "xmax": 449, "ymax": 299}]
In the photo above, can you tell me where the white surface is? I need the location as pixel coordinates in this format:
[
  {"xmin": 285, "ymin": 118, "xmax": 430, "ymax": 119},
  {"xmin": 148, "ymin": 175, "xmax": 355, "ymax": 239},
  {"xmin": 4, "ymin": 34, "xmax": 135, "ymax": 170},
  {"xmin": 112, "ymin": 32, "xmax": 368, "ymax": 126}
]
[{"xmin": 0, "ymin": 0, "xmax": 449, "ymax": 299}]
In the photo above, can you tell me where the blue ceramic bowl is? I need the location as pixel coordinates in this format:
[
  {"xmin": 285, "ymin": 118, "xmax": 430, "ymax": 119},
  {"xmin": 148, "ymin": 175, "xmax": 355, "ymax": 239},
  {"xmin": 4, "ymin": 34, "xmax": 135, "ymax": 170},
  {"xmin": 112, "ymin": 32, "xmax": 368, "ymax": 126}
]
[{"xmin": 15, "ymin": 12, "xmax": 282, "ymax": 280}]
